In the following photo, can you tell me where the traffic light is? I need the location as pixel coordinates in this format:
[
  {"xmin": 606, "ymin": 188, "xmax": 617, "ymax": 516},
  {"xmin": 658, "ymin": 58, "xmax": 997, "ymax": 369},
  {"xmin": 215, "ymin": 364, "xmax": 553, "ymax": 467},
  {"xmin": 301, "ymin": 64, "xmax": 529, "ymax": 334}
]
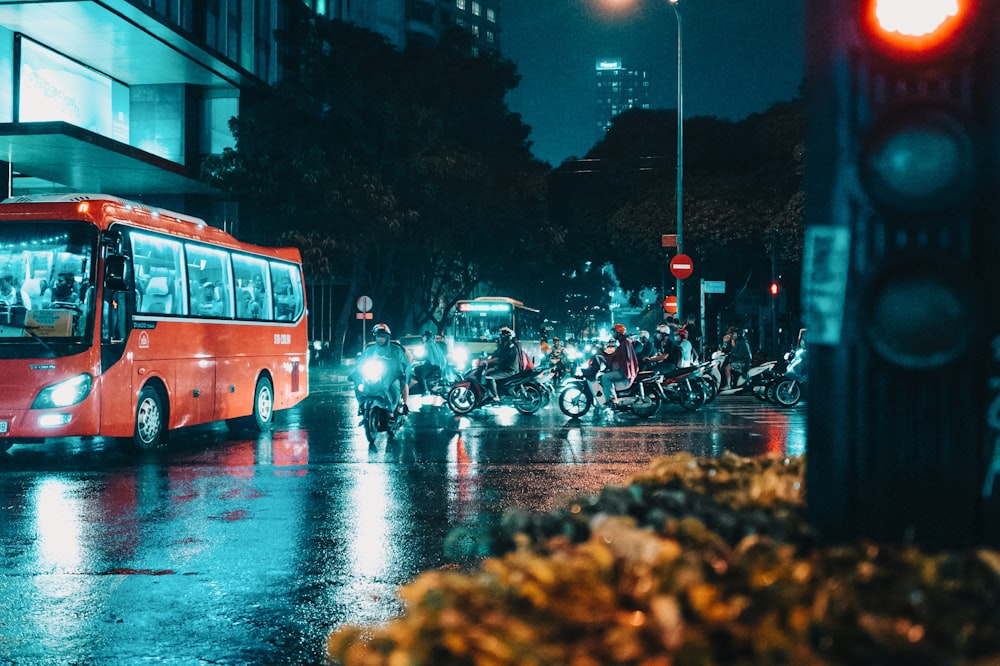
[
  {"xmin": 768, "ymin": 280, "xmax": 780, "ymax": 297},
  {"xmin": 804, "ymin": 0, "xmax": 1000, "ymax": 548}
]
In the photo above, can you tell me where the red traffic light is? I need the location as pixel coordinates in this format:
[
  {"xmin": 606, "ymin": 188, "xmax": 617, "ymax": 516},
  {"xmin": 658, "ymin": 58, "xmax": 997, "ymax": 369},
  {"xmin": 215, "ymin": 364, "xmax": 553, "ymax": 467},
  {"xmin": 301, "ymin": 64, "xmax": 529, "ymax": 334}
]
[
  {"xmin": 862, "ymin": 0, "xmax": 974, "ymax": 60},
  {"xmin": 769, "ymin": 281, "xmax": 780, "ymax": 297}
]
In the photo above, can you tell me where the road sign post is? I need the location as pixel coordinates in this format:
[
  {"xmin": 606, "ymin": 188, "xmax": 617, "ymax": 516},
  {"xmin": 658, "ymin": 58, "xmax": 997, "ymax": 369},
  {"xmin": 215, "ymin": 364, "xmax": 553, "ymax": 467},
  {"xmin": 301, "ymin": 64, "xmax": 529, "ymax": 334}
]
[
  {"xmin": 699, "ymin": 280, "xmax": 725, "ymax": 358},
  {"xmin": 356, "ymin": 295, "xmax": 373, "ymax": 346}
]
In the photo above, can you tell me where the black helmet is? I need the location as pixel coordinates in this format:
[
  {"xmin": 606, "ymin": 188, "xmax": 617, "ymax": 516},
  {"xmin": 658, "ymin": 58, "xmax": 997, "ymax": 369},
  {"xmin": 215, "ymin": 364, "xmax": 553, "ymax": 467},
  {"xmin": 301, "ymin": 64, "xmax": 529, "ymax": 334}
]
[
  {"xmin": 499, "ymin": 326, "xmax": 514, "ymax": 339},
  {"xmin": 372, "ymin": 323, "xmax": 391, "ymax": 337}
]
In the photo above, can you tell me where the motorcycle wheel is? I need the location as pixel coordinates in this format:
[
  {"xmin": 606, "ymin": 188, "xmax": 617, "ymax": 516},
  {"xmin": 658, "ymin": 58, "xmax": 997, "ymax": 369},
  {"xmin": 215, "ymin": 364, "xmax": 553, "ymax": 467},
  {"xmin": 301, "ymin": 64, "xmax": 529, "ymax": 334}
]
[
  {"xmin": 678, "ymin": 383, "xmax": 705, "ymax": 411},
  {"xmin": 695, "ymin": 377, "xmax": 716, "ymax": 404},
  {"xmin": 363, "ymin": 407, "xmax": 380, "ymax": 445},
  {"xmin": 631, "ymin": 396, "xmax": 659, "ymax": 419},
  {"xmin": 765, "ymin": 379, "xmax": 780, "ymax": 404},
  {"xmin": 558, "ymin": 385, "xmax": 592, "ymax": 418},
  {"xmin": 447, "ymin": 385, "xmax": 477, "ymax": 415},
  {"xmin": 774, "ymin": 379, "xmax": 802, "ymax": 406},
  {"xmin": 514, "ymin": 384, "xmax": 545, "ymax": 415}
]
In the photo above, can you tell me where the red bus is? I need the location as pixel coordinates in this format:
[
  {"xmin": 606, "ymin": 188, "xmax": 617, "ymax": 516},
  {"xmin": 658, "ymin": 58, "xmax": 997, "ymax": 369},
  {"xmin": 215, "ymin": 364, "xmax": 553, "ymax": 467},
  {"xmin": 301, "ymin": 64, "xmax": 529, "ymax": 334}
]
[{"xmin": 0, "ymin": 194, "xmax": 309, "ymax": 451}]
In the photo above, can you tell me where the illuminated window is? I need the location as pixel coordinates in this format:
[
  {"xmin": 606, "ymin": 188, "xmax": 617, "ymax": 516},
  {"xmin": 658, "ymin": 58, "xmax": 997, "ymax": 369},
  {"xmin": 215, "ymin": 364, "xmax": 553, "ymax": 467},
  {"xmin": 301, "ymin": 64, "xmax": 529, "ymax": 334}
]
[
  {"xmin": 132, "ymin": 232, "xmax": 185, "ymax": 315},
  {"xmin": 270, "ymin": 262, "xmax": 303, "ymax": 322},
  {"xmin": 456, "ymin": 0, "xmax": 465, "ymax": 10},
  {"xmin": 487, "ymin": 8, "xmax": 495, "ymax": 22},
  {"xmin": 472, "ymin": 1, "xmax": 481, "ymax": 16},
  {"xmin": 185, "ymin": 243, "xmax": 233, "ymax": 319}
]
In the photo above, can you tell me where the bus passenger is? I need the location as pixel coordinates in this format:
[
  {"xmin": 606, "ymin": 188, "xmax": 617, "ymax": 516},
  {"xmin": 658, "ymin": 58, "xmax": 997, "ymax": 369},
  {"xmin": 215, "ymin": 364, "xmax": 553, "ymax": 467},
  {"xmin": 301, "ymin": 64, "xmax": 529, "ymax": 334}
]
[
  {"xmin": 43, "ymin": 272, "xmax": 79, "ymax": 307},
  {"xmin": 0, "ymin": 274, "xmax": 29, "ymax": 309},
  {"xmin": 196, "ymin": 281, "xmax": 224, "ymax": 317}
]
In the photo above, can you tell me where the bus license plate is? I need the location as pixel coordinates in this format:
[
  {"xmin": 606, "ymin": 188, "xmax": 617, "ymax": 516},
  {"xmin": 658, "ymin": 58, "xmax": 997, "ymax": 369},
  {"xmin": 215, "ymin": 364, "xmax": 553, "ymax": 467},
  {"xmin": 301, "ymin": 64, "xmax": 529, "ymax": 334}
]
[{"xmin": 0, "ymin": 421, "xmax": 7, "ymax": 433}]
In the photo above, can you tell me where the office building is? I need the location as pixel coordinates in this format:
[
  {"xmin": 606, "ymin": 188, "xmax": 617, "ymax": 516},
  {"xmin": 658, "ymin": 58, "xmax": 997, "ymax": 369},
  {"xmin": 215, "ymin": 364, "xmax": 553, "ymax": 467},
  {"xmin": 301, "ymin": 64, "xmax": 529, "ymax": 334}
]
[
  {"xmin": 0, "ymin": 0, "xmax": 498, "ymax": 225},
  {"xmin": 595, "ymin": 58, "xmax": 651, "ymax": 139}
]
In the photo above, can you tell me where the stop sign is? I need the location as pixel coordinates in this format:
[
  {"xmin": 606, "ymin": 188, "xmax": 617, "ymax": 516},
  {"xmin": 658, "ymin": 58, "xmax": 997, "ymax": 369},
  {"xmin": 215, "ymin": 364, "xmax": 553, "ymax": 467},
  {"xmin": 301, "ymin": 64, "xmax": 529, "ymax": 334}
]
[
  {"xmin": 670, "ymin": 254, "xmax": 694, "ymax": 280},
  {"xmin": 662, "ymin": 295, "xmax": 677, "ymax": 313}
]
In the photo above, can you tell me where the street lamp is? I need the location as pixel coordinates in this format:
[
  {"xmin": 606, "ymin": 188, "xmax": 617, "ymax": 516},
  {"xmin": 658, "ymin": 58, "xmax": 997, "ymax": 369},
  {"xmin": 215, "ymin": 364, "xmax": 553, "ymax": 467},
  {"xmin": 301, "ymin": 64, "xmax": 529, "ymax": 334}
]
[{"xmin": 669, "ymin": 0, "xmax": 683, "ymax": 320}]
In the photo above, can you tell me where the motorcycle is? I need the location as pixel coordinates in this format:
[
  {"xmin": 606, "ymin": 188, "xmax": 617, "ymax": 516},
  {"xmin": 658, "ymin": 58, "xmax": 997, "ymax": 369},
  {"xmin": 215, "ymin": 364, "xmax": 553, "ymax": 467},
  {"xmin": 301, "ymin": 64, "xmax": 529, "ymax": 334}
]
[
  {"xmin": 771, "ymin": 342, "xmax": 807, "ymax": 407},
  {"xmin": 409, "ymin": 360, "xmax": 458, "ymax": 397},
  {"xmin": 651, "ymin": 361, "xmax": 714, "ymax": 410},
  {"xmin": 446, "ymin": 363, "xmax": 546, "ymax": 415},
  {"xmin": 712, "ymin": 350, "xmax": 777, "ymax": 397},
  {"xmin": 558, "ymin": 356, "xmax": 659, "ymax": 419},
  {"xmin": 352, "ymin": 357, "xmax": 405, "ymax": 445}
]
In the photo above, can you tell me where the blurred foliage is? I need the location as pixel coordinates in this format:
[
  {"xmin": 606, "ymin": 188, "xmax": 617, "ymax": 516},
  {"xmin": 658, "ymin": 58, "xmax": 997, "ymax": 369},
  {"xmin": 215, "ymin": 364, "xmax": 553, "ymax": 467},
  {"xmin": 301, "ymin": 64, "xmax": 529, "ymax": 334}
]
[{"xmin": 327, "ymin": 452, "xmax": 1000, "ymax": 666}]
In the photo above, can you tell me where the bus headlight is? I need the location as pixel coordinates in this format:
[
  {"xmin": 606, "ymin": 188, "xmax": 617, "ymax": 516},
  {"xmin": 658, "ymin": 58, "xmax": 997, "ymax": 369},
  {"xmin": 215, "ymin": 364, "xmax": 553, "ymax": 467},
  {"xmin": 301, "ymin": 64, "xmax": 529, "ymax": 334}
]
[{"xmin": 32, "ymin": 374, "xmax": 93, "ymax": 409}]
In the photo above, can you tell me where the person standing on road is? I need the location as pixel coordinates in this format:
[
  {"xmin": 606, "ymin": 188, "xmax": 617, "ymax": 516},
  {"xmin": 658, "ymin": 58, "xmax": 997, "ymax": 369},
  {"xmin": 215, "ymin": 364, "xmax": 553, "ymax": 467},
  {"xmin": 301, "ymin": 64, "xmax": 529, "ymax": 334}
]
[{"xmin": 684, "ymin": 313, "xmax": 703, "ymax": 358}]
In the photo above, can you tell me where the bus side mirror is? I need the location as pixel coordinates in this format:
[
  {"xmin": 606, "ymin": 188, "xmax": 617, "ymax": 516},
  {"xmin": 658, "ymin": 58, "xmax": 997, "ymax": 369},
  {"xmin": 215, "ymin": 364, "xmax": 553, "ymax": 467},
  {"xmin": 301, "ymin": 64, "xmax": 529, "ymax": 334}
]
[{"xmin": 104, "ymin": 255, "xmax": 128, "ymax": 292}]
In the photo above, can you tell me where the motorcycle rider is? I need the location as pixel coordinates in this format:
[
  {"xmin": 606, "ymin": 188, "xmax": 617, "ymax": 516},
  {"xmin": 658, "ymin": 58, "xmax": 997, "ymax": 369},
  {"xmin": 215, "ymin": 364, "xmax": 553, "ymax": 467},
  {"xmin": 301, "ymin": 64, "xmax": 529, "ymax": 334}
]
[
  {"xmin": 483, "ymin": 326, "xmax": 522, "ymax": 403},
  {"xmin": 412, "ymin": 330, "xmax": 448, "ymax": 393},
  {"xmin": 357, "ymin": 323, "xmax": 412, "ymax": 417},
  {"xmin": 722, "ymin": 327, "xmax": 752, "ymax": 389},
  {"xmin": 599, "ymin": 323, "xmax": 639, "ymax": 407},
  {"xmin": 548, "ymin": 336, "xmax": 567, "ymax": 383},
  {"xmin": 634, "ymin": 330, "xmax": 655, "ymax": 367}
]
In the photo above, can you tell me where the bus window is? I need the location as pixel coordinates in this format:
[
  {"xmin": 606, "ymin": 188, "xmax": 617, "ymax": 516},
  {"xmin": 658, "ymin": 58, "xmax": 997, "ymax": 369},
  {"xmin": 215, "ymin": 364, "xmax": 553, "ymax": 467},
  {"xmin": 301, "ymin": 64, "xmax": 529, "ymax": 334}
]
[
  {"xmin": 131, "ymin": 232, "xmax": 184, "ymax": 315},
  {"xmin": 186, "ymin": 243, "xmax": 233, "ymax": 319},
  {"xmin": 269, "ymin": 262, "xmax": 303, "ymax": 322},
  {"xmin": 232, "ymin": 254, "xmax": 268, "ymax": 320}
]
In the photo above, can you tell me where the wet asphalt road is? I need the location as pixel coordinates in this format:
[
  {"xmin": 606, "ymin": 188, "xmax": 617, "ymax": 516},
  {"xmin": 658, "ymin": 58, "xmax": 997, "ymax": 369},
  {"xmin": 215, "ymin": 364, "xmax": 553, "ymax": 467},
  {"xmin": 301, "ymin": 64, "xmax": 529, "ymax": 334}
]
[{"xmin": 0, "ymin": 370, "xmax": 805, "ymax": 665}]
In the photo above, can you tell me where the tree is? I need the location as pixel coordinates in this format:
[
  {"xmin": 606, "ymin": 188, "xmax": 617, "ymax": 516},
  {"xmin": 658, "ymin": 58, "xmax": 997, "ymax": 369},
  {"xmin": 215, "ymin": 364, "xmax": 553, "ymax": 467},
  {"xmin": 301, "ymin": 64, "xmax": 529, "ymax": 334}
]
[
  {"xmin": 547, "ymin": 100, "xmax": 804, "ymax": 337},
  {"xmin": 203, "ymin": 18, "xmax": 553, "ymax": 361}
]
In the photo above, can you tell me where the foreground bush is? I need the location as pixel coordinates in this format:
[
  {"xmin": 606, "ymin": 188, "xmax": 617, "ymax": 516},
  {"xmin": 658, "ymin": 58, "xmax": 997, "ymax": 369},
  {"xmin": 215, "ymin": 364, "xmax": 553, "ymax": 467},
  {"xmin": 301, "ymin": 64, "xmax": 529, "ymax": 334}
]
[{"xmin": 327, "ymin": 453, "xmax": 1000, "ymax": 665}]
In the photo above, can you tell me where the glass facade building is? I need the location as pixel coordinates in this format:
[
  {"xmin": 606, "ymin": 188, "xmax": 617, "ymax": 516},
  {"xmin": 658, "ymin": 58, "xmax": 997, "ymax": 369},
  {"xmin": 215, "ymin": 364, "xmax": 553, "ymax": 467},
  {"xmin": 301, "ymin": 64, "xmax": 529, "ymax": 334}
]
[{"xmin": 0, "ymin": 0, "xmax": 497, "ymax": 225}]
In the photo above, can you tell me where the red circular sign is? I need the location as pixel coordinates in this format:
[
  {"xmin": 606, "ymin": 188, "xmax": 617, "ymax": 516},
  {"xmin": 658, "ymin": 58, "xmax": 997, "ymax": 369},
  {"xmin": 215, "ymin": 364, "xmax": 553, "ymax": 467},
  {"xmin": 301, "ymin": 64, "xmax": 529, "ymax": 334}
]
[
  {"xmin": 662, "ymin": 296, "xmax": 677, "ymax": 313},
  {"xmin": 670, "ymin": 254, "xmax": 694, "ymax": 280}
]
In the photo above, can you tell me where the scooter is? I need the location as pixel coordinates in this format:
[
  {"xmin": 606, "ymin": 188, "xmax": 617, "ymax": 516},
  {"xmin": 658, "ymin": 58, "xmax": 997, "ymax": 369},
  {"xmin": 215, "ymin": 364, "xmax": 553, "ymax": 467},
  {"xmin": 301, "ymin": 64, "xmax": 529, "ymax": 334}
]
[
  {"xmin": 650, "ymin": 362, "xmax": 714, "ymax": 410},
  {"xmin": 557, "ymin": 356, "xmax": 659, "ymax": 419},
  {"xmin": 446, "ymin": 363, "xmax": 546, "ymax": 415},
  {"xmin": 712, "ymin": 351, "xmax": 777, "ymax": 397},
  {"xmin": 352, "ymin": 357, "xmax": 405, "ymax": 446},
  {"xmin": 409, "ymin": 360, "xmax": 458, "ymax": 397},
  {"xmin": 771, "ymin": 343, "xmax": 807, "ymax": 406}
]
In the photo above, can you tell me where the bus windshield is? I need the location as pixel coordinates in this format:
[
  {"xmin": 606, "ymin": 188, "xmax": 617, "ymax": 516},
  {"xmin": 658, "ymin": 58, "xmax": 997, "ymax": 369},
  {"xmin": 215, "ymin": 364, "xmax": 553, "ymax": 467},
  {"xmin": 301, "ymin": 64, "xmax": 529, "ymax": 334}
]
[{"xmin": 0, "ymin": 220, "xmax": 97, "ymax": 355}]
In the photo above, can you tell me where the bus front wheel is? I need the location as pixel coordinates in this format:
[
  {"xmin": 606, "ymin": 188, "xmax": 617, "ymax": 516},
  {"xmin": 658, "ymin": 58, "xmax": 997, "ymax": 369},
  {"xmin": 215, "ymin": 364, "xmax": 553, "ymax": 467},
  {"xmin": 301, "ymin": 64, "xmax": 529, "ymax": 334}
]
[{"xmin": 134, "ymin": 386, "xmax": 166, "ymax": 451}]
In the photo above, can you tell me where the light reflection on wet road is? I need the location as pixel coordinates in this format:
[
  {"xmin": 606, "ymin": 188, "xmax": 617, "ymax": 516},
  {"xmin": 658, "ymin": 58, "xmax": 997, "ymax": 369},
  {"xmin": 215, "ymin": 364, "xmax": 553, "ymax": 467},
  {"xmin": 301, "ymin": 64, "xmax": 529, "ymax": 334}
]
[{"xmin": 0, "ymin": 375, "xmax": 805, "ymax": 665}]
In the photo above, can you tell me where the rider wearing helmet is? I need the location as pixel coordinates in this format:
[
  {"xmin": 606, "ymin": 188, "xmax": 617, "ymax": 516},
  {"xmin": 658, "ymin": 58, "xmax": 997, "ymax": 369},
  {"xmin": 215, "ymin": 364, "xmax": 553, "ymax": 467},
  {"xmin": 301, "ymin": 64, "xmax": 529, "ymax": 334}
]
[
  {"xmin": 599, "ymin": 323, "xmax": 639, "ymax": 407},
  {"xmin": 483, "ymin": 326, "xmax": 523, "ymax": 403},
  {"xmin": 357, "ymin": 322, "xmax": 413, "ymax": 416}
]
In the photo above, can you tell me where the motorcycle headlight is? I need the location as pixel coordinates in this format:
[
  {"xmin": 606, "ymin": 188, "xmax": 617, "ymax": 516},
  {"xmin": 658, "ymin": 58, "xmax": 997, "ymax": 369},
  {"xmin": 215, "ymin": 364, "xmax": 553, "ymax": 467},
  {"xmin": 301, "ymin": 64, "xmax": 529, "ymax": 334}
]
[
  {"xmin": 450, "ymin": 347, "xmax": 469, "ymax": 369},
  {"xmin": 360, "ymin": 358, "xmax": 387, "ymax": 384},
  {"xmin": 32, "ymin": 373, "xmax": 93, "ymax": 409}
]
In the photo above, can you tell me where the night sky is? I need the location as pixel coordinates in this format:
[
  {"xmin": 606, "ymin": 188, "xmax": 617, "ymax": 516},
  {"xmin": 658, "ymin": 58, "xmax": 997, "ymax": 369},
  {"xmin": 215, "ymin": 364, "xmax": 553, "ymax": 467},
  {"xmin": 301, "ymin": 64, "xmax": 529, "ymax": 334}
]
[{"xmin": 501, "ymin": 0, "xmax": 806, "ymax": 166}]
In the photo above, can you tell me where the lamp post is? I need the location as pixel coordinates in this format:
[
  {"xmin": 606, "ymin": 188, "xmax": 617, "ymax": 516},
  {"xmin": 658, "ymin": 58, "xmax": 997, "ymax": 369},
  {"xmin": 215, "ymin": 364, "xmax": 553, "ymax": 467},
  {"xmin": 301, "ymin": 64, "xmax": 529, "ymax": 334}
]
[{"xmin": 669, "ymin": 0, "xmax": 683, "ymax": 320}]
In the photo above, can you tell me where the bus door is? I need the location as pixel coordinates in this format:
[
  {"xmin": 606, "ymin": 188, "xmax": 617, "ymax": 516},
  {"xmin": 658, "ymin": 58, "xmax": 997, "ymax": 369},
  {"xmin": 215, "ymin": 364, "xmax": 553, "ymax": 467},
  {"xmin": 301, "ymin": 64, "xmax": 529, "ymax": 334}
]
[{"xmin": 98, "ymin": 251, "xmax": 136, "ymax": 437}]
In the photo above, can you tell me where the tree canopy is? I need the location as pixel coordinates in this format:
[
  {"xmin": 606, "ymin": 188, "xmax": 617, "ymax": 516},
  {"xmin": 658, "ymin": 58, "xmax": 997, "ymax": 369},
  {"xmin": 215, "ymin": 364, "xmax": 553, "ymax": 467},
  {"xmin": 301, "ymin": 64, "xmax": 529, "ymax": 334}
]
[{"xmin": 203, "ymin": 18, "xmax": 552, "ymax": 361}]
